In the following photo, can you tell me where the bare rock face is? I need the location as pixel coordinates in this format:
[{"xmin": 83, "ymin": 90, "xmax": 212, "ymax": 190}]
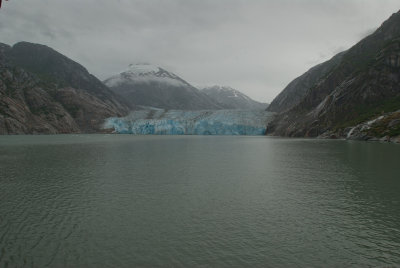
[
  {"xmin": 55, "ymin": 87, "xmax": 127, "ymax": 133},
  {"xmin": 268, "ymin": 11, "xmax": 400, "ymax": 140},
  {"xmin": 0, "ymin": 42, "xmax": 129, "ymax": 134},
  {"xmin": 0, "ymin": 65, "xmax": 79, "ymax": 134}
]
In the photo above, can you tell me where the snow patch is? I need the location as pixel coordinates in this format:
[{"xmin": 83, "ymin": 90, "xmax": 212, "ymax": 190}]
[{"xmin": 122, "ymin": 76, "xmax": 187, "ymax": 87}]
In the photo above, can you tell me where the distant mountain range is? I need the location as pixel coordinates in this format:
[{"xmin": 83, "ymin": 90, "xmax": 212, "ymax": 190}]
[
  {"xmin": 104, "ymin": 64, "xmax": 221, "ymax": 110},
  {"xmin": 267, "ymin": 10, "xmax": 400, "ymax": 142},
  {"xmin": 201, "ymin": 86, "xmax": 268, "ymax": 110}
]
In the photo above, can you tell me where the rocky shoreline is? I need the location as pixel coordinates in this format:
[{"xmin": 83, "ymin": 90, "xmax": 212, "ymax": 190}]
[{"xmin": 314, "ymin": 110, "xmax": 400, "ymax": 144}]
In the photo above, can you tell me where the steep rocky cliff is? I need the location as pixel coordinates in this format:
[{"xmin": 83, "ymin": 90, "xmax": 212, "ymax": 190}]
[
  {"xmin": 0, "ymin": 42, "xmax": 129, "ymax": 134},
  {"xmin": 268, "ymin": 11, "xmax": 400, "ymax": 141},
  {"xmin": 0, "ymin": 63, "xmax": 80, "ymax": 134}
]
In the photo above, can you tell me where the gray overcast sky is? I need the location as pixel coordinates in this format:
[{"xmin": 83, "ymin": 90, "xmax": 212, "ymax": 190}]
[{"xmin": 1, "ymin": 0, "xmax": 400, "ymax": 102}]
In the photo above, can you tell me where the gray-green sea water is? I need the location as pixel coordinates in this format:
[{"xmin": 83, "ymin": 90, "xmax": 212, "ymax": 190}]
[{"xmin": 0, "ymin": 135, "xmax": 399, "ymax": 267}]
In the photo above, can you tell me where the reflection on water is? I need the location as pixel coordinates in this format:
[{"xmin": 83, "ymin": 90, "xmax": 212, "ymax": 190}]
[{"xmin": 0, "ymin": 135, "xmax": 399, "ymax": 267}]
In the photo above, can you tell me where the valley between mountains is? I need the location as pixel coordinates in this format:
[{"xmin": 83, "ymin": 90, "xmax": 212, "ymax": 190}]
[{"xmin": 1, "ymin": 10, "xmax": 400, "ymax": 142}]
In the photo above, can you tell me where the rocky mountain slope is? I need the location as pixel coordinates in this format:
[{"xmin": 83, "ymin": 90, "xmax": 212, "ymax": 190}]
[
  {"xmin": 201, "ymin": 85, "xmax": 268, "ymax": 110},
  {"xmin": 267, "ymin": 10, "xmax": 400, "ymax": 141},
  {"xmin": 104, "ymin": 64, "xmax": 222, "ymax": 110},
  {"xmin": 267, "ymin": 52, "xmax": 344, "ymax": 113},
  {"xmin": 0, "ymin": 42, "xmax": 129, "ymax": 134}
]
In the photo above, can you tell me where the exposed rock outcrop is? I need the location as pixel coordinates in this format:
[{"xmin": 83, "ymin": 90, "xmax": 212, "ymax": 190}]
[{"xmin": 0, "ymin": 64, "xmax": 79, "ymax": 134}]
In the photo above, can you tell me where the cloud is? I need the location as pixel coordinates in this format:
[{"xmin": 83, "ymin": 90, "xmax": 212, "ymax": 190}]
[{"xmin": 1, "ymin": 0, "xmax": 400, "ymax": 102}]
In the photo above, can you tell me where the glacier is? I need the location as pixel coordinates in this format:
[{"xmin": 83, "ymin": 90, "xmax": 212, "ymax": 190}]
[{"xmin": 104, "ymin": 109, "xmax": 274, "ymax": 135}]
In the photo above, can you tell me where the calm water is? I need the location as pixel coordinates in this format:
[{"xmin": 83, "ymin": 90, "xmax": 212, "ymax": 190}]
[{"xmin": 0, "ymin": 135, "xmax": 400, "ymax": 267}]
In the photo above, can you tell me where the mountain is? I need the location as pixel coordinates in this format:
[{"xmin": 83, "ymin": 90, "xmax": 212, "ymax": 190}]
[
  {"xmin": 201, "ymin": 86, "xmax": 268, "ymax": 110},
  {"xmin": 267, "ymin": 52, "xmax": 345, "ymax": 113},
  {"xmin": 0, "ymin": 42, "xmax": 129, "ymax": 134},
  {"xmin": 267, "ymin": 10, "xmax": 400, "ymax": 141},
  {"xmin": 104, "ymin": 64, "xmax": 222, "ymax": 110}
]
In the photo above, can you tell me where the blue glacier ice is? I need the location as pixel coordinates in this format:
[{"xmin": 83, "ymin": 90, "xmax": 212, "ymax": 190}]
[{"xmin": 104, "ymin": 109, "xmax": 274, "ymax": 135}]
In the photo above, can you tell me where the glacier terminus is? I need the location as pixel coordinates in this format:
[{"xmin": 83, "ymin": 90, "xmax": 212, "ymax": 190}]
[{"xmin": 104, "ymin": 109, "xmax": 274, "ymax": 135}]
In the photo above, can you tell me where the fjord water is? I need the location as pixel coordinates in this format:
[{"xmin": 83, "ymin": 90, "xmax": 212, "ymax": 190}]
[{"xmin": 0, "ymin": 135, "xmax": 400, "ymax": 267}]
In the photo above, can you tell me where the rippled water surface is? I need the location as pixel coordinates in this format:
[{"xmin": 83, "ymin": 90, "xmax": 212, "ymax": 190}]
[{"xmin": 1, "ymin": 135, "xmax": 400, "ymax": 267}]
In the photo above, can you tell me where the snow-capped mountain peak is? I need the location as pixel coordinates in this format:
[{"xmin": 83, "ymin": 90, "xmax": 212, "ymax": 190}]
[
  {"xmin": 104, "ymin": 63, "xmax": 186, "ymax": 88},
  {"xmin": 103, "ymin": 64, "xmax": 222, "ymax": 110},
  {"xmin": 126, "ymin": 63, "xmax": 160, "ymax": 75},
  {"xmin": 125, "ymin": 63, "xmax": 181, "ymax": 80}
]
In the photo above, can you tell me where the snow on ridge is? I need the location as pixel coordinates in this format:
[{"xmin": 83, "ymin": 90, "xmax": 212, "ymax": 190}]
[
  {"xmin": 124, "ymin": 76, "xmax": 187, "ymax": 87},
  {"xmin": 125, "ymin": 64, "xmax": 180, "ymax": 80},
  {"xmin": 105, "ymin": 73, "xmax": 187, "ymax": 88},
  {"xmin": 204, "ymin": 85, "xmax": 253, "ymax": 100},
  {"xmin": 205, "ymin": 85, "xmax": 235, "ymax": 92},
  {"xmin": 127, "ymin": 63, "xmax": 160, "ymax": 74},
  {"xmin": 105, "ymin": 64, "xmax": 188, "ymax": 88}
]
